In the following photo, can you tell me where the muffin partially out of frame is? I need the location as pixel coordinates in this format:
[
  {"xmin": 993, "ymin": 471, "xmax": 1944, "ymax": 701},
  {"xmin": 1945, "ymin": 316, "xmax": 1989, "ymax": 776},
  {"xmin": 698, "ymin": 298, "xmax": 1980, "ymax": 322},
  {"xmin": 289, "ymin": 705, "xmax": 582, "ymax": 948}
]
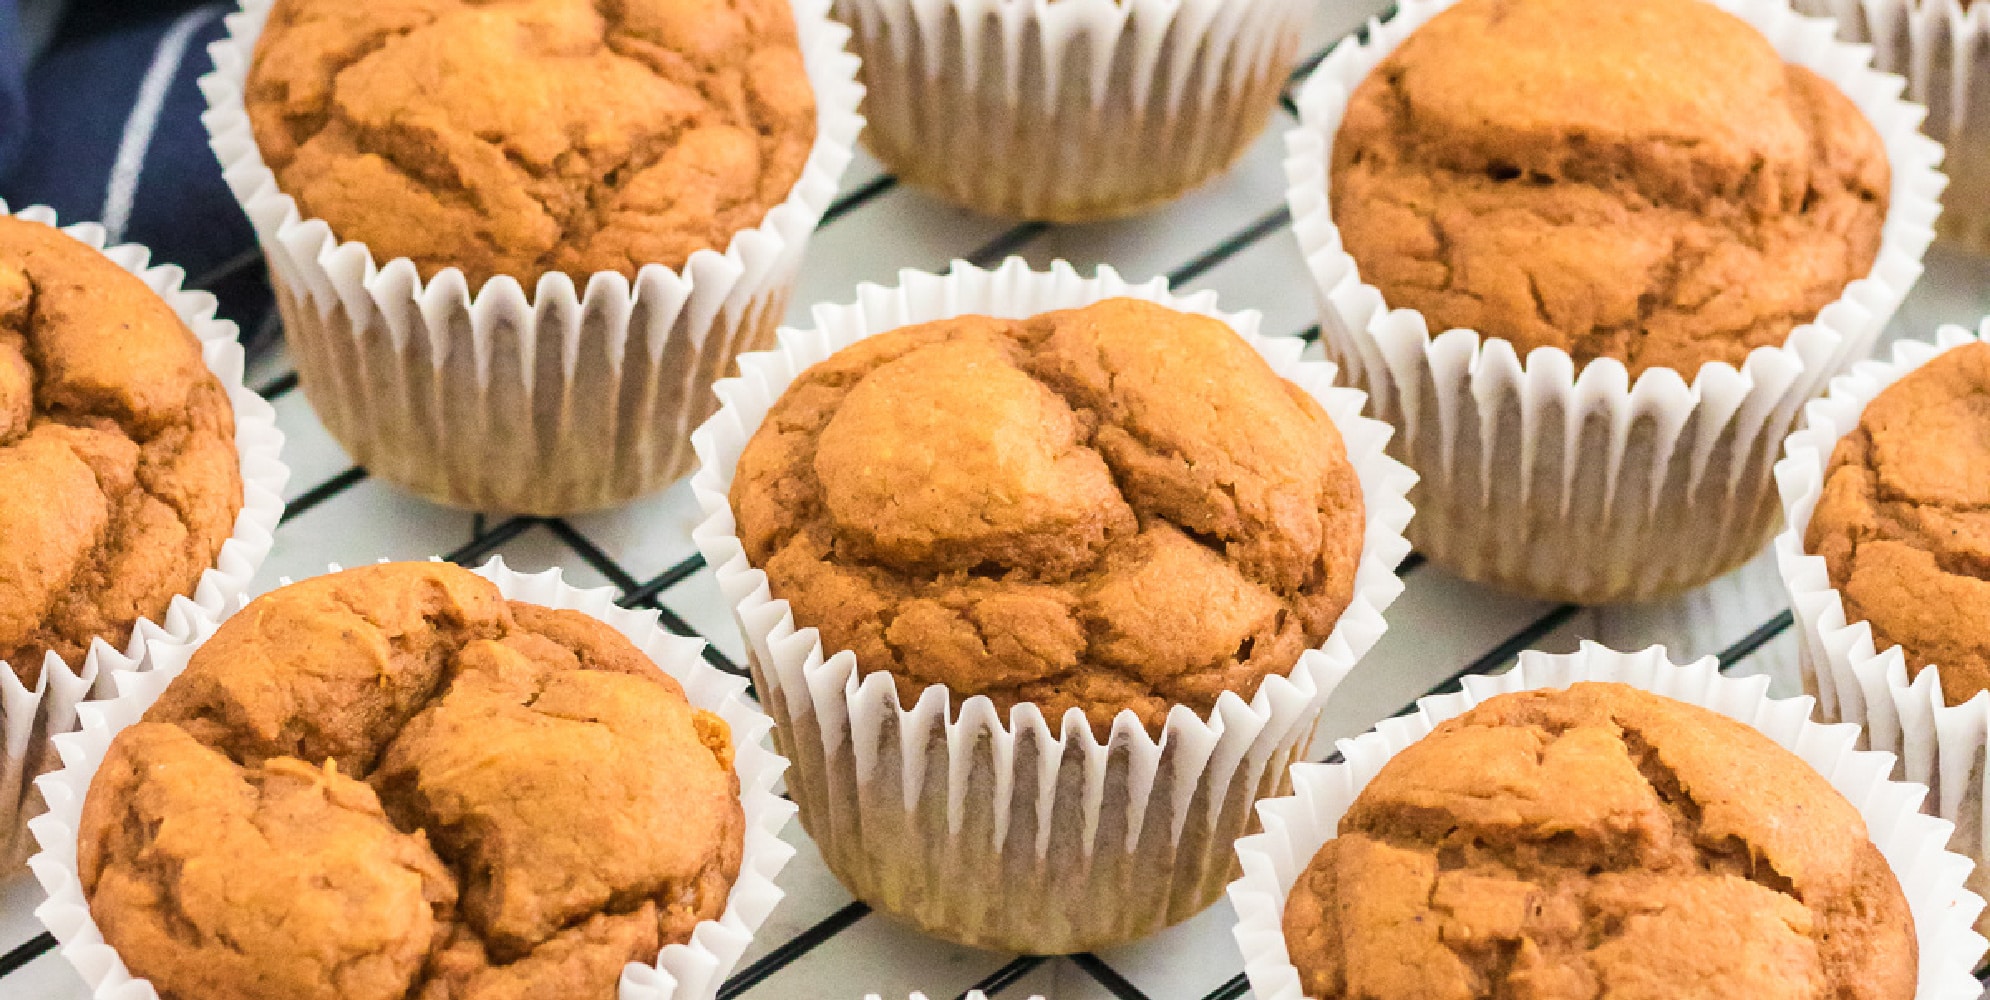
[
  {"xmin": 76, "ymin": 562, "xmax": 743, "ymax": 1000},
  {"xmin": 838, "ymin": 0, "xmax": 1310, "ymax": 222},
  {"xmin": 1282, "ymin": 682, "xmax": 1918, "ymax": 999},
  {"xmin": 0, "ymin": 215, "xmax": 243, "ymax": 688},
  {"xmin": 1780, "ymin": 331, "xmax": 1990, "ymax": 945},
  {"xmin": 1805, "ymin": 340, "xmax": 1990, "ymax": 708}
]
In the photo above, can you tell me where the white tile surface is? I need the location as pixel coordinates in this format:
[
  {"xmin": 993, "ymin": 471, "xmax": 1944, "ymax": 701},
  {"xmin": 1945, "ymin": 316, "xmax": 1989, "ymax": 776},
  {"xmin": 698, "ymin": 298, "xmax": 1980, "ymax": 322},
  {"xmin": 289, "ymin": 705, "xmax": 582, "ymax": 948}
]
[
  {"xmin": 1179, "ymin": 233, "xmax": 1323, "ymax": 342},
  {"xmin": 0, "ymin": 871, "xmax": 45, "ymax": 955},
  {"xmin": 739, "ymin": 911, "xmax": 1014, "ymax": 1000},
  {"xmin": 735, "ymin": 822, "xmax": 859, "ymax": 971},
  {"xmin": 1010, "ymin": 125, "xmax": 1296, "ymax": 283},
  {"xmin": 268, "ymin": 384, "xmax": 354, "ymax": 503},
  {"xmin": 4, "ymin": 3, "xmax": 1975, "ymax": 997},
  {"xmin": 568, "ymin": 477, "xmax": 709, "ymax": 583},
  {"xmin": 253, "ymin": 477, "xmax": 476, "ymax": 593},
  {"xmin": 4, "ymin": 948, "xmax": 86, "ymax": 998}
]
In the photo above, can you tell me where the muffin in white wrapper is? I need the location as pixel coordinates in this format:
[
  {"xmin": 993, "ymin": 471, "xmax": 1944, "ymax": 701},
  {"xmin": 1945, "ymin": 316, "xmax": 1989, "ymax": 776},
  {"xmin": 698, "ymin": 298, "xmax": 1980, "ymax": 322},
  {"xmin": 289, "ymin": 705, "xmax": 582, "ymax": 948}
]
[
  {"xmin": 690, "ymin": 258, "xmax": 1416, "ymax": 954},
  {"xmin": 839, "ymin": 0, "xmax": 1308, "ymax": 221},
  {"xmin": 198, "ymin": 0, "xmax": 865, "ymax": 515},
  {"xmin": 0, "ymin": 201, "xmax": 286, "ymax": 872},
  {"xmin": 1795, "ymin": 0, "xmax": 1990, "ymax": 252},
  {"xmin": 1285, "ymin": 0, "xmax": 1944, "ymax": 604},
  {"xmin": 1776, "ymin": 321, "xmax": 1990, "ymax": 945},
  {"xmin": 24, "ymin": 557, "xmax": 795, "ymax": 1000},
  {"xmin": 1228, "ymin": 641, "xmax": 1989, "ymax": 1000}
]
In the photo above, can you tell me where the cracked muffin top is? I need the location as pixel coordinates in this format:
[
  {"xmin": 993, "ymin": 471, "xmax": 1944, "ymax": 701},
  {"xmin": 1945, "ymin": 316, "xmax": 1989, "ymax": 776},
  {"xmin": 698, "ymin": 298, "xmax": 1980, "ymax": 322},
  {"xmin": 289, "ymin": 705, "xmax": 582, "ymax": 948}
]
[
  {"xmin": 729, "ymin": 298, "xmax": 1367, "ymax": 736},
  {"xmin": 1807, "ymin": 341, "xmax": 1990, "ymax": 707},
  {"xmin": 0, "ymin": 216, "xmax": 242, "ymax": 688},
  {"xmin": 1282, "ymin": 682, "xmax": 1917, "ymax": 1000},
  {"xmin": 1330, "ymin": 0, "xmax": 1890, "ymax": 379},
  {"xmin": 78, "ymin": 562, "xmax": 744, "ymax": 1000},
  {"xmin": 244, "ymin": 0, "xmax": 817, "ymax": 289}
]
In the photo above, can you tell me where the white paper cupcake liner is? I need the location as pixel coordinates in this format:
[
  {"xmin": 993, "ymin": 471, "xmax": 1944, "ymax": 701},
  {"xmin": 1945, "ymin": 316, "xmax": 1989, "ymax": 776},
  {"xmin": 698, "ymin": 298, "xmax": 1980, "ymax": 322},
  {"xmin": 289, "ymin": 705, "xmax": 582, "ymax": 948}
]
[
  {"xmin": 689, "ymin": 257, "xmax": 1417, "ymax": 954},
  {"xmin": 0, "ymin": 201, "xmax": 287, "ymax": 872},
  {"xmin": 198, "ymin": 0, "xmax": 865, "ymax": 515},
  {"xmin": 1775, "ymin": 321, "xmax": 1990, "ymax": 944},
  {"xmin": 1285, "ymin": 0, "xmax": 1945, "ymax": 604},
  {"xmin": 1795, "ymin": 0, "xmax": 1990, "ymax": 251},
  {"xmin": 25, "ymin": 557, "xmax": 795, "ymax": 1000},
  {"xmin": 1229, "ymin": 641, "xmax": 1989, "ymax": 1000},
  {"xmin": 839, "ymin": 0, "xmax": 1307, "ymax": 221}
]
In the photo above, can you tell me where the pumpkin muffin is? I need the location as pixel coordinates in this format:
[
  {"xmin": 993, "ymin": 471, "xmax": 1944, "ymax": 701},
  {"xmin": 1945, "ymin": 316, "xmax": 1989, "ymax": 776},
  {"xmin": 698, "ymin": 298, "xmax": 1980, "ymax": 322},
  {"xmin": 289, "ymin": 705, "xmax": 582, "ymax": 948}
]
[
  {"xmin": 1281, "ymin": 682, "xmax": 1918, "ymax": 1000},
  {"xmin": 244, "ymin": 0, "xmax": 818, "ymax": 289},
  {"xmin": 77, "ymin": 562, "xmax": 744, "ymax": 1000},
  {"xmin": 729, "ymin": 297, "xmax": 1367, "ymax": 736},
  {"xmin": 0, "ymin": 215, "xmax": 242, "ymax": 687},
  {"xmin": 1806, "ymin": 340, "xmax": 1990, "ymax": 707},
  {"xmin": 1331, "ymin": 0, "xmax": 1890, "ymax": 378}
]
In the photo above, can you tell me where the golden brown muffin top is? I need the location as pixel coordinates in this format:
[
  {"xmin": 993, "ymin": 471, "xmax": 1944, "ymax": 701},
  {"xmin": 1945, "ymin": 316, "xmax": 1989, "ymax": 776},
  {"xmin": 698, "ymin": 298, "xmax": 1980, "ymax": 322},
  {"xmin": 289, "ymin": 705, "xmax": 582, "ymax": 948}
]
[
  {"xmin": 1282, "ymin": 682, "xmax": 1918, "ymax": 1000},
  {"xmin": 1807, "ymin": 341, "xmax": 1990, "ymax": 707},
  {"xmin": 79, "ymin": 562, "xmax": 744, "ymax": 1000},
  {"xmin": 244, "ymin": 0, "xmax": 817, "ymax": 289},
  {"xmin": 729, "ymin": 298, "xmax": 1367, "ymax": 736},
  {"xmin": 0, "ymin": 216, "xmax": 242, "ymax": 688},
  {"xmin": 1330, "ymin": 0, "xmax": 1890, "ymax": 379}
]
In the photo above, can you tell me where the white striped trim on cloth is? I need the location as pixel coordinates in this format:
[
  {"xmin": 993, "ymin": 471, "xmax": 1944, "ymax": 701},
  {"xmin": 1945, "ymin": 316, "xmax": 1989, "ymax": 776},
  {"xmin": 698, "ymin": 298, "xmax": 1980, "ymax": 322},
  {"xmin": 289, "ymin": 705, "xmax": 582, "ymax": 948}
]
[{"xmin": 100, "ymin": 3, "xmax": 222, "ymax": 242}]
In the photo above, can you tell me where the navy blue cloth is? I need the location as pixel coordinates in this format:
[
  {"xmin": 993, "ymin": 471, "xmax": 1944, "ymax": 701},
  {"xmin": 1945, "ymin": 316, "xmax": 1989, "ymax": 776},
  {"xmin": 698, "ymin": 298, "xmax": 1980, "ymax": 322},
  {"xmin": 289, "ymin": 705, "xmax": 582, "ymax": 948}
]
[
  {"xmin": 0, "ymin": 0, "xmax": 275, "ymax": 355},
  {"xmin": 0, "ymin": 5, "xmax": 27, "ymax": 181}
]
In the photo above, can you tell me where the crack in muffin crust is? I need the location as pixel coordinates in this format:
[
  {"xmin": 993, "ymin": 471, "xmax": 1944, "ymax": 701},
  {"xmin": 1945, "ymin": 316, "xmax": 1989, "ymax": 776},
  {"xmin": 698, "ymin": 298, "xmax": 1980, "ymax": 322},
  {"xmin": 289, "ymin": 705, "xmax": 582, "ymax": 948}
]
[
  {"xmin": 244, "ymin": 0, "xmax": 818, "ymax": 288},
  {"xmin": 77, "ymin": 562, "xmax": 744, "ymax": 1000},
  {"xmin": 729, "ymin": 298, "xmax": 1367, "ymax": 736},
  {"xmin": 1280, "ymin": 683, "xmax": 1918, "ymax": 1000},
  {"xmin": 1807, "ymin": 340, "xmax": 1990, "ymax": 706},
  {"xmin": 1329, "ymin": 0, "xmax": 1890, "ymax": 378},
  {"xmin": 0, "ymin": 217, "xmax": 242, "ymax": 687}
]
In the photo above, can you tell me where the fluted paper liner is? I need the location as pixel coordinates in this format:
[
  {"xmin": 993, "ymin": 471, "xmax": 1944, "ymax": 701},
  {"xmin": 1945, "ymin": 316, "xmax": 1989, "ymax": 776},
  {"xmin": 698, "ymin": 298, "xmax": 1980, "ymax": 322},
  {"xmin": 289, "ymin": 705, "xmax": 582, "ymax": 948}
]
[
  {"xmin": 199, "ymin": 0, "xmax": 865, "ymax": 514},
  {"xmin": 1795, "ymin": 0, "xmax": 1990, "ymax": 251},
  {"xmin": 1285, "ymin": 0, "xmax": 1944, "ymax": 604},
  {"xmin": 1776, "ymin": 322, "xmax": 1990, "ymax": 944},
  {"xmin": 0, "ymin": 201, "xmax": 286, "ymax": 872},
  {"xmin": 840, "ymin": 0, "xmax": 1308, "ymax": 221},
  {"xmin": 25, "ymin": 558, "xmax": 796, "ymax": 1000},
  {"xmin": 1228, "ymin": 642, "xmax": 1989, "ymax": 1000},
  {"xmin": 690, "ymin": 258, "xmax": 1417, "ymax": 954}
]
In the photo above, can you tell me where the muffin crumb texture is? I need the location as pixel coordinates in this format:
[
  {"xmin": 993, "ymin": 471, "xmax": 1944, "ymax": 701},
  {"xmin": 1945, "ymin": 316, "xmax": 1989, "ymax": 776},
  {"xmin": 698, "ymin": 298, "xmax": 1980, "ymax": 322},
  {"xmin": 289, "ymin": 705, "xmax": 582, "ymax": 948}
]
[
  {"xmin": 1807, "ymin": 340, "xmax": 1990, "ymax": 706},
  {"xmin": 244, "ymin": 0, "xmax": 818, "ymax": 289},
  {"xmin": 1281, "ymin": 682, "xmax": 1918, "ymax": 1000},
  {"xmin": 729, "ymin": 298, "xmax": 1367, "ymax": 736},
  {"xmin": 77, "ymin": 562, "xmax": 744, "ymax": 1000},
  {"xmin": 0, "ymin": 215, "xmax": 242, "ymax": 688},
  {"xmin": 1331, "ymin": 0, "xmax": 1890, "ymax": 377}
]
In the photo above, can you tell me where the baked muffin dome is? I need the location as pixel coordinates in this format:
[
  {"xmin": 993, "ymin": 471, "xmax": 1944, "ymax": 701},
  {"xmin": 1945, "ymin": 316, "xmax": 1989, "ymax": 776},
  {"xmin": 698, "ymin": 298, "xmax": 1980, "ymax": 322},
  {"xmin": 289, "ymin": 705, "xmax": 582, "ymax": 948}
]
[
  {"xmin": 78, "ymin": 562, "xmax": 743, "ymax": 1000},
  {"xmin": 1281, "ymin": 682, "xmax": 1917, "ymax": 1000},
  {"xmin": 0, "ymin": 216, "xmax": 242, "ymax": 687},
  {"xmin": 1807, "ymin": 340, "xmax": 1990, "ymax": 706},
  {"xmin": 729, "ymin": 298, "xmax": 1367, "ymax": 735},
  {"xmin": 244, "ymin": 0, "xmax": 818, "ymax": 289},
  {"xmin": 1330, "ymin": 0, "xmax": 1890, "ymax": 378}
]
